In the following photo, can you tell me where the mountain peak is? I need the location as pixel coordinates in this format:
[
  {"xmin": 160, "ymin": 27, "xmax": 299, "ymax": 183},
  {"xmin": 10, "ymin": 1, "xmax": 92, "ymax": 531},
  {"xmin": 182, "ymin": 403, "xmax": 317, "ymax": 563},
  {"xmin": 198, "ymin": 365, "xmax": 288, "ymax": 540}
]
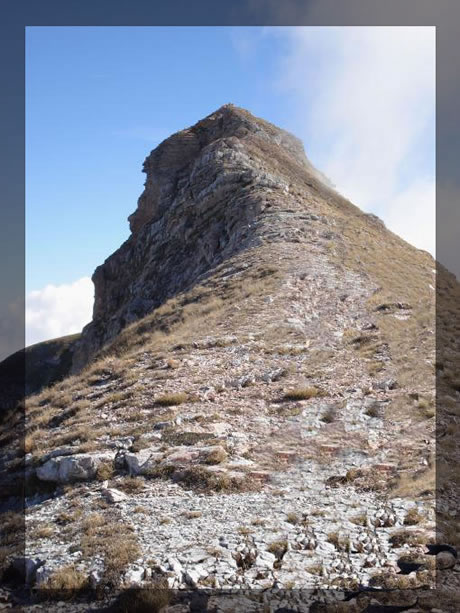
[
  {"xmin": 127, "ymin": 104, "xmax": 311, "ymax": 235},
  {"xmin": 68, "ymin": 106, "xmax": 432, "ymax": 374}
]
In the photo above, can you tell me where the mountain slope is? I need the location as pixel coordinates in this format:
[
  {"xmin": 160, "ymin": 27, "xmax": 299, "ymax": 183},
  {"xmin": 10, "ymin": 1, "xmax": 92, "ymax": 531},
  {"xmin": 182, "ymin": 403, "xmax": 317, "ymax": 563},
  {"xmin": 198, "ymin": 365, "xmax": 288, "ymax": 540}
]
[{"xmin": 2, "ymin": 105, "xmax": 456, "ymax": 608}]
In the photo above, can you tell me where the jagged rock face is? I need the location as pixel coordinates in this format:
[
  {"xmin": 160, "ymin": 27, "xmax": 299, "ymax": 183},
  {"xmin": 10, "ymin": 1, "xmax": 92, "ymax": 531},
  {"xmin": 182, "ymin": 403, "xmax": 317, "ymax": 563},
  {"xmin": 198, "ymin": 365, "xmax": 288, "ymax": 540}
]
[{"xmin": 71, "ymin": 105, "xmax": 323, "ymax": 372}]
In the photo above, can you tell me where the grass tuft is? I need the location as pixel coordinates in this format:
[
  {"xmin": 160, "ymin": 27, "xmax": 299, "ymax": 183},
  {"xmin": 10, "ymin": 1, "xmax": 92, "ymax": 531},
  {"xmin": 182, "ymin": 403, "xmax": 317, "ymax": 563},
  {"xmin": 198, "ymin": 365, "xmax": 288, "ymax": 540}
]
[{"xmin": 283, "ymin": 387, "xmax": 324, "ymax": 401}]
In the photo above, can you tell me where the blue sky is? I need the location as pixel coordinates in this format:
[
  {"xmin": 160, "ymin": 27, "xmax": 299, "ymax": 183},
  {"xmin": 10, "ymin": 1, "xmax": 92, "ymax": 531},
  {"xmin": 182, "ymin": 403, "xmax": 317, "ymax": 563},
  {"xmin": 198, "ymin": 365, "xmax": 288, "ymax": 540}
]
[
  {"xmin": 26, "ymin": 27, "xmax": 300, "ymax": 291},
  {"xmin": 26, "ymin": 26, "xmax": 435, "ymax": 346}
]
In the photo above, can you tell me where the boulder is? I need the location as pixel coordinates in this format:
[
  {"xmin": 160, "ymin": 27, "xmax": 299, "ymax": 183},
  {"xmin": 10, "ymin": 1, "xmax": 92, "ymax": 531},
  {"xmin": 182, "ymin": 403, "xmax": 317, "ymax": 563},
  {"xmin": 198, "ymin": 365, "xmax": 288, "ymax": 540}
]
[
  {"xmin": 437, "ymin": 551, "xmax": 456, "ymax": 569},
  {"xmin": 123, "ymin": 448, "xmax": 164, "ymax": 475},
  {"xmin": 39, "ymin": 446, "xmax": 76, "ymax": 464},
  {"xmin": 36, "ymin": 453, "xmax": 103, "ymax": 483},
  {"xmin": 124, "ymin": 564, "xmax": 146, "ymax": 585},
  {"xmin": 11, "ymin": 557, "xmax": 45, "ymax": 584},
  {"xmin": 183, "ymin": 565, "xmax": 208, "ymax": 588},
  {"xmin": 35, "ymin": 565, "xmax": 52, "ymax": 586},
  {"xmin": 164, "ymin": 447, "xmax": 201, "ymax": 465},
  {"xmin": 101, "ymin": 487, "xmax": 129, "ymax": 503}
]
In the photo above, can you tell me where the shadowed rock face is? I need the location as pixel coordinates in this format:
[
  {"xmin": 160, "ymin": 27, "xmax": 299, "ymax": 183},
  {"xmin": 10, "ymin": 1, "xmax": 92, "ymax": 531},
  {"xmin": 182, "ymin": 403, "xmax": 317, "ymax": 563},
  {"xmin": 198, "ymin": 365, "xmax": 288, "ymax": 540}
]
[
  {"xmin": 0, "ymin": 334, "xmax": 80, "ymax": 404},
  {"xmin": 71, "ymin": 104, "xmax": 326, "ymax": 372}
]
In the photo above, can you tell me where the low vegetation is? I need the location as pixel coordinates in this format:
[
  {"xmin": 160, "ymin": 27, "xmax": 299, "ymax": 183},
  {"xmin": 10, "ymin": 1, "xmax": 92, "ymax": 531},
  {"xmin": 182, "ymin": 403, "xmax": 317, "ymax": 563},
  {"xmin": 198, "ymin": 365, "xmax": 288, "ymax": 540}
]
[
  {"xmin": 173, "ymin": 466, "xmax": 254, "ymax": 493},
  {"xmin": 404, "ymin": 507, "xmax": 424, "ymax": 525},
  {"xmin": 113, "ymin": 583, "xmax": 171, "ymax": 613},
  {"xmin": 282, "ymin": 386, "xmax": 324, "ymax": 401},
  {"xmin": 80, "ymin": 513, "xmax": 141, "ymax": 586},
  {"xmin": 286, "ymin": 512, "xmax": 300, "ymax": 525},
  {"xmin": 37, "ymin": 565, "xmax": 89, "ymax": 600},
  {"xmin": 389, "ymin": 529, "xmax": 427, "ymax": 548},
  {"xmin": 117, "ymin": 477, "xmax": 145, "ymax": 494},
  {"xmin": 267, "ymin": 540, "xmax": 288, "ymax": 559},
  {"xmin": 202, "ymin": 446, "xmax": 228, "ymax": 465},
  {"xmin": 154, "ymin": 392, "xmax": 188, "ymax": 407}
]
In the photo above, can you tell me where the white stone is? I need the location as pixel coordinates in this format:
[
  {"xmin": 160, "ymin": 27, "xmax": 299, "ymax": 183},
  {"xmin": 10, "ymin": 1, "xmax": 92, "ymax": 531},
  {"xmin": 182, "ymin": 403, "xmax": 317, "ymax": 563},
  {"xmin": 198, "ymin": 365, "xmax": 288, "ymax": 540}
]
[
  {"xmin": 102, "ymin": 487, "xmax": 129, "ymax": 503},
  {"xmin": 124, "ymin": 448, "xmax": 163, "ymax": 475},
  {"xmin": 168, "ymin": 558, "xmax": 183, "ymax": 575},
  {"xmin": 184, "ymin": 569, "xmax": 201, "ymax": 587},
  {"xmin": 124, "ymin": 564, "xmax": 145, "ymax": 585},
  {"xmin": 36, "ymin": 454, "xmax": 101, "ymax": 483}
]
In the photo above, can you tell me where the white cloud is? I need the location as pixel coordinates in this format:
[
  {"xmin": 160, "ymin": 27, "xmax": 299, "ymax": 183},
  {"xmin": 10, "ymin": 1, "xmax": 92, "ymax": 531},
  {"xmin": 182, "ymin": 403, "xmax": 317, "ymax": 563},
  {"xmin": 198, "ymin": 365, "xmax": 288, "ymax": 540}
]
[
  {"xmin": 26, "ymin": 277, "xmax": 94, "ymax": 347},
  {"xmin": 385, "ymin": 178, "xmax": 435, "ymax": 255},
  {"xmin": 260, "ymin": 26, "xmax": 436, "ymax": 255}
]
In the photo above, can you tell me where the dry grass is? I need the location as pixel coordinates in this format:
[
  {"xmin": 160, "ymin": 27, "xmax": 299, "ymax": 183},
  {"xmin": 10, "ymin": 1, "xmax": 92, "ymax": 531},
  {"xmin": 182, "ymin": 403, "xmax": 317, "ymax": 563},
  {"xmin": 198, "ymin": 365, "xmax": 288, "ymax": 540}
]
[
  {"xmin": 272, "ymin": 404, "xmax": 303, "ymax": 417},
  {"xmin": 157, "ymin": 517, "xmax": 171, "ymax": 525},
  {"xmin": 161, "ymin": 430, "xmax": 215, "ymax": 447},
  {"xmin": 37, "ymin": 565, "xmax": 88, "ymax": 600},
  {"xmin": 117, "ymin": 477, "xmax": 145, "ymax": 494},
  {"xmin": 34, "ymin": 523, "xmax": 54, "ymax": 539},
  {"xmin": 0, "ymin": 510, "xmax": 24, "ymax": 570},
  {"xmin": 404, "ymin": 507, "xmax": 424, "ymax": 525},
  {"xmin": 202, "ymin": 446, "xmax": 228, "ymax": 465},
  {"xmin": 286, "ymin": 512, "xmax": 300, "ymax": 525},
  {"xmin": 306, "ymin": 563, "xmax": 323, "ymax": 576},
  {"xmin": 96, "ymin": 460, "xmax": 114, "ymax": 481},
  {"xmin": 390, "ymin": 465, "xmax": 435, "ymax": 499},
  {"xmin": 417, "ymin": 397, "xmax": 436, "ymax": 419},
  {"xmin": 53, "ymin": 423, "xmax": 99, "ymax": 448},
  {"xmin": 113, "ymin": 583, "xmax": 171, "ymax": 613},
  {"xmin": 349, "ymin": 513, "xmax": 367, "ymax": 526},
  {"xmin": 1, "ymin": 512, "xmax": 23, "ymax": 536},
  {"xmin": 56, "ymin": 509, "xmax": 83, "ymax": 525},
  {"xmin": 389, "ymin": 529, "xmax": 427, "ymax": 548},
  {"xmin": 174, "ymin": 466, "xmax": 254, "ymax": 493},
  {"xmin": 182, "ymin": 511, "xmax": 202, "ymax": 519},
  {"xmin": 369, "ymin": 569, "xmax": 434, "ymax": 590},
  {"xmin": 154, "ymin": 392, "xmax": 188, "ymax": 407},
  {"xmin": 267, "ymin": 540, "xmax": 288, "ymax": 559},
  {"xmin": 82, "ymin": 356, "xmax": 128, "ymax": 383},
  {"xmin": 24, "ymin": 428, "xmax": 46, "ymax": 454},
  {"xmin": 282, "ymin": 386, "xmax": 324, "ymax": 401},
  {"xmin": 327, "ymin": 531, "xmax": 340, "ymax": 548},
  {"xmin": 80, "ymin": 514, "xmax": 141, "ymax": 586}
]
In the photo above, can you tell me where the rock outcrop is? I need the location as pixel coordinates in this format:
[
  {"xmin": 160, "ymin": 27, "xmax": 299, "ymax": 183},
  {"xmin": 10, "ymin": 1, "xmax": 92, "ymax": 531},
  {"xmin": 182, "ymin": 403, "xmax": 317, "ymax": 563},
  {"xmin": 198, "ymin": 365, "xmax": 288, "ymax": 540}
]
[{"xmin": 71, "ymin": 104, "xmax": 331, "ymax": 371}]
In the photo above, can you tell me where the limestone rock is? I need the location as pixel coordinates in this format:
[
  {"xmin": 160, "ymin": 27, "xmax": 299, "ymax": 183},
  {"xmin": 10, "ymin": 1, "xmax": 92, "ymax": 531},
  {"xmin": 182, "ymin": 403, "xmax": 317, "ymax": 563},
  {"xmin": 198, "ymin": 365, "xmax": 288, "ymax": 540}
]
[
  {"xmin": 124, "ymin": 564, "xmax": 145, "ymax": 585},
  {"xmin": 70, "ymin": 104, "xmax": 323, "ymax": 372},
  {"xmin": 36, "ymin": 453, "xmax": 103, "ymax": 483},
  {"xmin": 101, "ymin": 487, "xmax": 129, "ymax": 503},
  {"xmin": 122, "ymin": 447, "xmax": 164, "ymax": 475}
]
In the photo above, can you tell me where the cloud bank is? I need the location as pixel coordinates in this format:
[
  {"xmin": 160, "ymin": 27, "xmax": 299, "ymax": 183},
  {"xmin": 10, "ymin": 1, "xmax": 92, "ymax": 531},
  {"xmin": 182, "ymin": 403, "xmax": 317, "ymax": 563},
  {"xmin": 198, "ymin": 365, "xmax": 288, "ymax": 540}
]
[
  {"xmin": 263, "ymin": 26, "xmax": 436, "ymax": 255},
  {"xmin": 26, "ymin": 277, "xmax": 94, "ymax": 348}
]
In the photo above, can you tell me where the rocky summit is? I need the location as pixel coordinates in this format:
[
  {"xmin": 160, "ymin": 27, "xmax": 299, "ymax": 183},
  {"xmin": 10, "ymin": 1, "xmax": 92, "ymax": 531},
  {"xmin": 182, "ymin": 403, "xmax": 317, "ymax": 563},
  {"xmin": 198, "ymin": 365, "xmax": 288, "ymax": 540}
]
[{"xmin": 1, "ymin": 105, "xmax": 459, "ymax": 611}]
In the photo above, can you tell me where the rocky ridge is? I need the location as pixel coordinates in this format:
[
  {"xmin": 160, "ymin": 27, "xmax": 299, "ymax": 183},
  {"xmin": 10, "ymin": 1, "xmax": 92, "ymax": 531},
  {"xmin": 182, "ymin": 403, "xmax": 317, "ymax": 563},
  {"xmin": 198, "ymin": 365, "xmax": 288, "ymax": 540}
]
[{"xmin": 72, "ymin": 104, "xmax": 341, "ymax": 372}]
